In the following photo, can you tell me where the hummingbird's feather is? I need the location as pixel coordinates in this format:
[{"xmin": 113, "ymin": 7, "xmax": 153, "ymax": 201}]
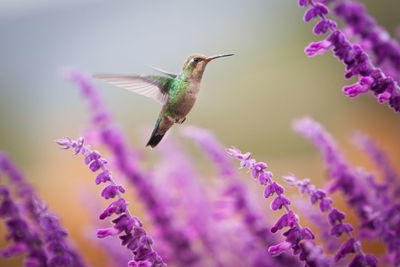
[
  {"xmin": 149, "ymin": 66, "xmax": 178, "ymax": 79},
  {"xmin": 93, "ymin": 74, "xmax": 173, "ymax": 105}
]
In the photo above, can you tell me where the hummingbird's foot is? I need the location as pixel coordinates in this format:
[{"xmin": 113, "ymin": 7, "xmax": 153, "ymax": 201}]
[{"xmin": 176, "ymin": 117, "xmax": 186, "ymax": 124}]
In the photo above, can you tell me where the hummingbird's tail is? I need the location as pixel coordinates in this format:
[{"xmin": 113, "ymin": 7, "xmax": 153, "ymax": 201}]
[{"xmin": 146, "ymin": 115, "xmax": 174, "ymax": 148}]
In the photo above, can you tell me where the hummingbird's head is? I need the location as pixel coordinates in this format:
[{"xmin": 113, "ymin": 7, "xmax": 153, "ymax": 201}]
[{"xmin": 182, "ymin": 53, "xmax": 233, "ymax": 81}]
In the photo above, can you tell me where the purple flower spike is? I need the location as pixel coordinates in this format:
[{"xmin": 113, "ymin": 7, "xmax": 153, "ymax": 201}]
[
  {"xmin": 181, "ymin": 127, "xmax": 299, "ymax": 266},
  {"xmin": 227, "ymin": 146, "xmax": 330, "ymax": 266},
  {"xmin": 351, "ymin": 132, "xmax": 398, "ymax": 188},
  {"xmin": 281, "ymin": 165, "xmax": 371, "ymax": 264},
  {"xmin": 333, "ymin": 1, "xmax": 400, "ymax": 86},
  {"xmin": 57, "ymin": 137, "xmax": 165, "ymax": 266},
  {"xmin": 0, "ymin": 187, "xmax": 48, "ymax": 266},
  {"xmin": 299, "ymin": 0, "xmax": 400, "ymax": 112}
]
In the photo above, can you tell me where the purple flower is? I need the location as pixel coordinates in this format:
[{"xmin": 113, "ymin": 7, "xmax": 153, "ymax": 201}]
[
  {"xmin": 299, "ymin": 1, "xmax": 400, "ymax": 112},
  {"xmin": 0, "ymin": 152, "xmax": 86, "ymax": 267},
  {"xmin": 264, "ymin": 182, "xmax": 284, "ymax": 199},
  {"xmin": 319, "ymin": 198, "xmax": 333, "ymax": 212},
  {"xmin": 56, "ymin": 137, "xmax": 165, "ymax": 266},
  {"xmin": 351, "ymin": 132, "xmax": 398, "ymax": 186},
  {"xmin": 180, "ymin": 126, "xmax": 236, "ymax": 178},
  {"xmin": 304, "ymin": 40, "xmax": 332, "ymax": 56},
  {"xmin": 313, "ymin": 19, "xmax": 337, "ymax": 35},
  {"xmin": 227, "ymin": 146, "xmax": 330, "ymax": 266},
  {"xmin": 1, "ymin": 243, "xmax": 27, "ymax": 257},
  {"xmin": 95, "ymin": 169, "xmax": 112, "ymax": 185},
  {"xmin": 349, "ymin": 254, "xmax": 378, "ymax": 267},
  {"xmin": 271, "ymin": 211, "xmax": 296, "ymax": 233},
  {"xmin": 182, "ymin": 128, "xmax": 299, "ymax": 266},
  {"xmin": 100, "ymin": 198, "xmax": 128, "ymax": 220},
  {"xmin": 97, "ymin": 227, "xmax": 120, "ymax": 238},
  {"xmin": 101, "ymin": 184, "xmax": 125, "ymax": 199},
  {"xmin": 310, "ymin": 189, "xmax": 326, "ymax": 205},
  {"xmin": 298, "ymin": 0, "xmax": 308, "ymax": 7},
  {"xmin": 251, "ymin": 162, "xmax": 267, "ymax": 179},
  {"xmin": 335, "ymin": 238, "xmax": 356, "ymax": 262},
  {"xmin": 259, "ymin": 171, "xmax": 273, "ymax": 185},
  {"xmin": 343, "ymin": 76, "xmax": 374, "ymax": 97},
  {"xmin": 268, "ymin": 241, "xmax": 292, "ymax": 256},
  {"xmin": 329, "ymin": 223, "xmax": 353, "ymax": 238},
  {"xmin": 0, "ymin": 186, "xmax": 48, "ymax": 266},
  {"xmin": 84, "ymin": 150, "xmax": 101, "ymax": 165},
  {"xmin": 303, "ymin": 3, "xmax": 328, "ymax": 22},
  {"xmin": 328, "ymin": 208, "xmax": 345, "ymax": 225},
  {"xmin": 271, "ymin": 195, "xmax": 291, "ymax": 211},
  {"xmin": 281, "ymin": 164, "xmax": 371, "ymax": 264},
  {"xmin": 333, "ymin": 1, "xmax": 400, "ymax": 85}
]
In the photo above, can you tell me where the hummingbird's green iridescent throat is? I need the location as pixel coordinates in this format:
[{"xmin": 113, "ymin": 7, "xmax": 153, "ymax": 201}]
[{"xmin": 93, "ymin": 53, "xmax": 234, "ymax": 148}]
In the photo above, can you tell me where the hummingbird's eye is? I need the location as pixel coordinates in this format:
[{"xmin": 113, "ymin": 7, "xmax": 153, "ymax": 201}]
[{"xmin": 193, "ymin": 57, "xmax": 201, "ymax": 63}]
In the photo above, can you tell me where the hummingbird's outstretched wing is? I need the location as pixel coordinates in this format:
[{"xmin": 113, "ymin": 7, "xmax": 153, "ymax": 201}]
[
  {"xmin": 93, "ymin": 74, "xmax": 173, "ymax": 105},
  {"xmin": 149, "ymin": 66, "xmax": 178, "ymax": 79}
]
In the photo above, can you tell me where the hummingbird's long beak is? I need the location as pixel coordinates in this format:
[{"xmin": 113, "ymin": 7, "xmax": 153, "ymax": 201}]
[{"xmin": 205, "ymin": 53, "xmax": 234, "ymax": 62}]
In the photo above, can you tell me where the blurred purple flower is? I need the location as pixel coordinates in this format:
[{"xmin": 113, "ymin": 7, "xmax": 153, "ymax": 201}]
[
  {"xmin": 181, "ymin": 126, "xmax": 300, "ymax": 266},
  {"xmin": 180, "ymin": 125, "xmax": 236, "ymax": 178},
  {"xmin": 0, "ymin": 185, "xmax": 48, "ymax": 266},
  {"xmin": 155, "ymin": 136, "xmax": 229, "ymax": 266},
  {"xmin": 0, "ymin": 152, "xmax": 86, "ymax": 267},
  {"xmin": 351, "ymin": 132, "xmax": 399, "ymax": 192},
  {"xmin": 293, "ymin": 117, "xmax": 398, "ymax": 265}
]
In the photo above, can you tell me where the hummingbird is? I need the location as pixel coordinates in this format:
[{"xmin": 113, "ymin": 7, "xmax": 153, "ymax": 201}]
[{"xmin": 93, "ymin": 53, "xmax": 234, "ymax": 148}]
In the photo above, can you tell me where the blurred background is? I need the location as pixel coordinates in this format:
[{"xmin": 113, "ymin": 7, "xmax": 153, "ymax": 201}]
[{"xmin": 0, "ymin": 0, "xmax": 399, "ymax": 266}]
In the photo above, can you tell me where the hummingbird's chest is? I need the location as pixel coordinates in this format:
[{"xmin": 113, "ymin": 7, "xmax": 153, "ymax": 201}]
[{"xmin": 164, "ymin": 80, "xmax": 199, "ymax": 118}]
